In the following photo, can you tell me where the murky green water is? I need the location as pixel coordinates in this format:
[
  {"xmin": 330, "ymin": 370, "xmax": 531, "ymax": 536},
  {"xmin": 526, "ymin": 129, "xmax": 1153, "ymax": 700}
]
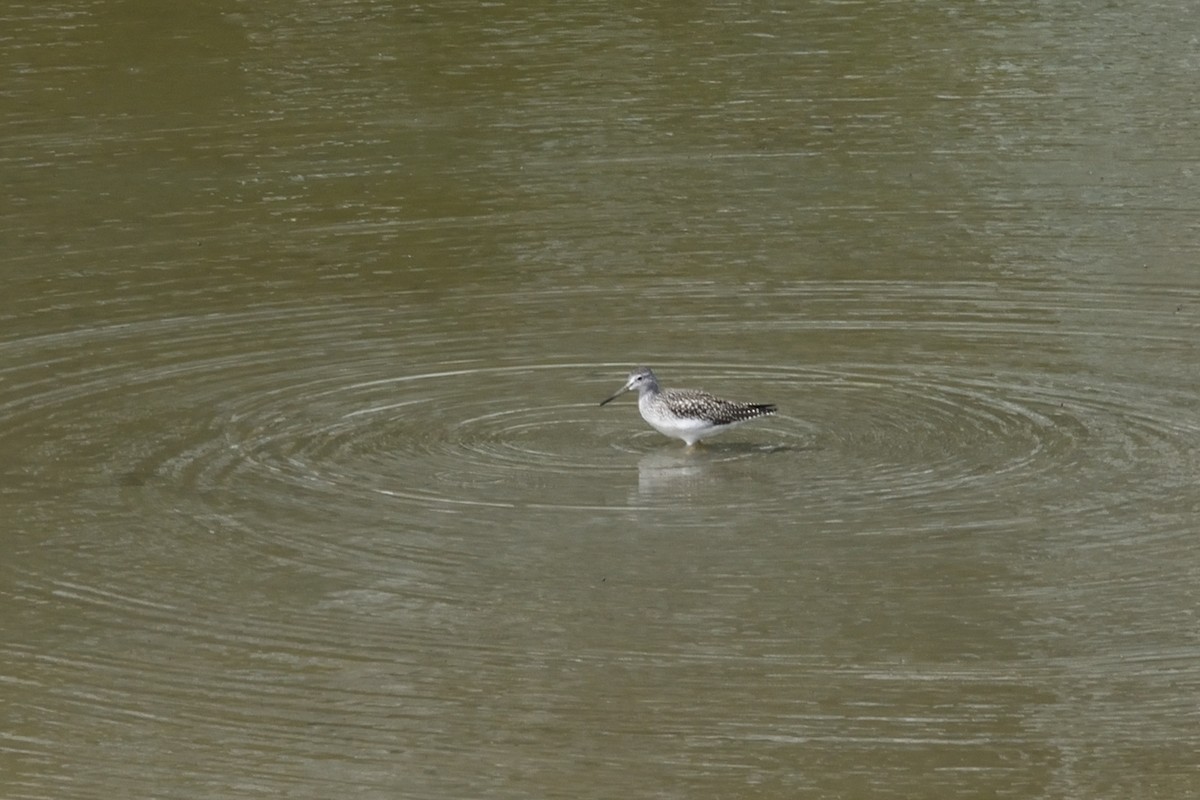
[{"xmin": 3, "ymin": 2, "xmax": 1199, "ymax": 798}]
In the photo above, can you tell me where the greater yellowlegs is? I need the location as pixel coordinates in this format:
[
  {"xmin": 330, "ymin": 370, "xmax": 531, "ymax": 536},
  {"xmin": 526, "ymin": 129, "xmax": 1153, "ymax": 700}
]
[{"xmin": 599, "ymin": 367, "xmax": 776, "ymax": 446}]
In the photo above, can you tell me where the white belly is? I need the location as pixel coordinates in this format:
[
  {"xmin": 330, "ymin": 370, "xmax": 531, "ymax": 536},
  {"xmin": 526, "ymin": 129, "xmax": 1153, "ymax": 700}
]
[{"xmin": 639, "ymin": 395, "xmax": 733, "ymax": 445}]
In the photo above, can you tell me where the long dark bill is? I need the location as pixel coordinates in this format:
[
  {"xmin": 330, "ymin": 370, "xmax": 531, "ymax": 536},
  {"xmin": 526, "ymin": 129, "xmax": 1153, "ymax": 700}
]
[{"xmin": 599, "ymin": 387, "xmax": 628, "ymax": 406}]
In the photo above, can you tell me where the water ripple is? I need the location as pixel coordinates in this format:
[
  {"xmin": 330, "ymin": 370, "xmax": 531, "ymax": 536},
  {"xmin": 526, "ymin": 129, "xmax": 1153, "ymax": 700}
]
[{"xmin": 3, "ymin": 291, "xmax": 1197, "ymax": 537}]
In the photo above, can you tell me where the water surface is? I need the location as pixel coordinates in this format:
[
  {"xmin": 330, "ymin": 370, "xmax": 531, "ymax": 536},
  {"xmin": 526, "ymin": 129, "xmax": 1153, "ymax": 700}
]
[{"xmin": 3, "ymin": 2, "xmax": 1199, "ymax": 798}]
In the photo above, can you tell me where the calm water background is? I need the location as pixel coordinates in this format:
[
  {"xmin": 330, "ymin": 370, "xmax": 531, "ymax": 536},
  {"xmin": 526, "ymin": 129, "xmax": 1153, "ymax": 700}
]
[{"xmin": 3, "ymin": 1, "xmax": 1199, "ymax": 798}]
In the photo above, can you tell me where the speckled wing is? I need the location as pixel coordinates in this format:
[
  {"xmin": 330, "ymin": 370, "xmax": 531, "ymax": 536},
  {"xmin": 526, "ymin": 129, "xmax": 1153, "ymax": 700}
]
[{"xmin": 660, "ymin": 389, "xmax": 777, "ymax": 425}]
